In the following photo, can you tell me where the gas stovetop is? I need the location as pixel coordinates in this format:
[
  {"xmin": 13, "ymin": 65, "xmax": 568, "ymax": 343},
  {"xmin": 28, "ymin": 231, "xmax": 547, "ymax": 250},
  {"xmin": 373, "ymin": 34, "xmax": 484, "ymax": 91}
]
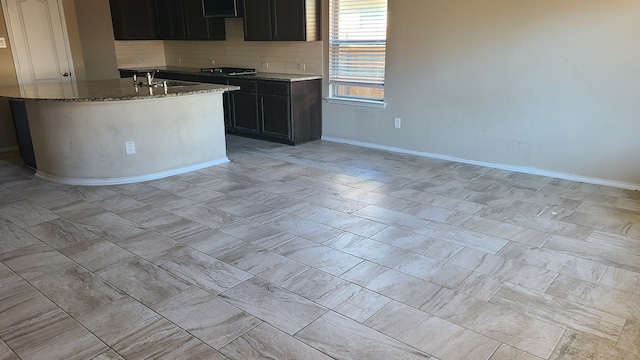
[{"xmin": 200, "ymin": 67, "xmax": 257, "ymax": 75}]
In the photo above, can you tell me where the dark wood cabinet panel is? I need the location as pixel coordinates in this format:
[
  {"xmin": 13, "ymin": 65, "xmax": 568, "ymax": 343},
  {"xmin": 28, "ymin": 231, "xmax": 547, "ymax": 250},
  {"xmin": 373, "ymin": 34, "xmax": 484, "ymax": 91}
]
[
  {"xmin": 242, "ymin": 0, "xmax": 271, "ymax": 40},
  {"xmin": 260, "ymin": 93, "xmax": 290, "ymax": 139},
  {"xmin": 232, "ymin": 92, "xmax": 260, "ymax": 133},
  {"xmin": 183, "ymin": 0, "xmax": 225, "ymax": 40},
  {"xmin": 110, "ymin": 0, "xmax": 224, "ymax": 41},
  {"xmin": 242, "ymin": 0, "xmax": 319, "ymax": 41},
  {"xmin": 109, "ymin": 0, "xmax": 158, "ymax": 40},
  {"xmin": 156, "ymin": 0, "xmax": 186, "ymax": 39},
  {"xmin": 271, "ymin": 0, "xmax": 305, "ymax": 41},
  {"xmin": 9, "ymin": 101, "xmax": 36, "ymax": 169}
]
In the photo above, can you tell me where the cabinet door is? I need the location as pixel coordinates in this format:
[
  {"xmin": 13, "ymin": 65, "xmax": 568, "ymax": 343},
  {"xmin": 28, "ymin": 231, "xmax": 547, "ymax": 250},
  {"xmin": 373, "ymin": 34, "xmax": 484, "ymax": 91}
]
[
  {"xmin": 155, "ymin": 0, "xmax": 186, "ymax": 39},
  {"xmin": 232, "ymin": 92, "xmax": 259, "ymax": 133},
  {"xmin": 183, "ymin": 0, "xmax": 225, "ymax": 40},
  {"xmin": 109, "ymin": 0, "xmax": 158, "ymax": 40},
  {"xmin": 271, "ymin": 0, "xmax": 305, "ymax": 41},
  {"xmin": 260, "ymin": 93, "xmax": 290, "ymax": 140},
  {"xmin": 242, "ymin": 0, "xmax": 272, "ymax": 40}
]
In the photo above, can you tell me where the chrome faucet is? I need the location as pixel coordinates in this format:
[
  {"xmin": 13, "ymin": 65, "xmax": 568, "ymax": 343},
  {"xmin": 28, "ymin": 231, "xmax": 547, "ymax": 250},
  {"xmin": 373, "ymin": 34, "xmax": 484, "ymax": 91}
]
[{"xmin": 146, "ymin": 69, "xmax": 158, "ymax": 85}]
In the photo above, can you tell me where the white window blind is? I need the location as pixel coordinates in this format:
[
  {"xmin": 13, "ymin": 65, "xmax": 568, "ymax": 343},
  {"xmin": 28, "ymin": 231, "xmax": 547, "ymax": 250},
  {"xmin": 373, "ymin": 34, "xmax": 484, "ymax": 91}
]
[{"xmin": 329, "ymin": 0, "xmax": 388, "ymax": 101}]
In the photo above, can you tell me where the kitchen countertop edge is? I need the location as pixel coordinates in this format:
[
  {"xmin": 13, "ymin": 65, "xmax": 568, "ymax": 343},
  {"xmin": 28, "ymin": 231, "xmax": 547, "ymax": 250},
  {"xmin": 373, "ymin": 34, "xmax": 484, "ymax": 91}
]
[
  {"xmin": 120, "ymin": 67, "xmax": 323, "ymax": 82},
  {"xmin": 0, "ymin": 79, "xmax": 240, "ymax": 102}
]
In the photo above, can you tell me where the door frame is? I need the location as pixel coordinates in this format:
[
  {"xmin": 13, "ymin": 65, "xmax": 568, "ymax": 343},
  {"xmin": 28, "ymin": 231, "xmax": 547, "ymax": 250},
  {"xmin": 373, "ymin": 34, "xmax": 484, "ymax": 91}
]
[{"xmin": 1, "ymin": 0, "xmax": 76, "ymax": 86}]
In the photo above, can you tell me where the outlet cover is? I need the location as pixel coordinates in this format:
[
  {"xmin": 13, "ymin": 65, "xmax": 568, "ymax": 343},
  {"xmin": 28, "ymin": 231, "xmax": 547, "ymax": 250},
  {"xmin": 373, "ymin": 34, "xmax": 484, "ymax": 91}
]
[
  {"xmin": 0, "ymin": 38, "xmax": 6, "ymax": 48},
  {"xmin": 125, "ymin": 141, "xmax": 136, "ymax": 154},
  {"xmin": 394, "ymin": 118, "xmax": 401, "ymax": 129},
  {"xmin": 261, "ymin": 62, "xmax": 269, "ymax": 69},
  {"xmin": 297, "ymin": 63, "xmax": 306, "ymax": 71}
]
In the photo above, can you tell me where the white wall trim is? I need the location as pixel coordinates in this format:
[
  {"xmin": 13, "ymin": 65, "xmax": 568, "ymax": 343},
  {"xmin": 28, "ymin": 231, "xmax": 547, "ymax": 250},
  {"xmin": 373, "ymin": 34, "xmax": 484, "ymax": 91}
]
[
  {"xmin": 34, "ymin": 157, "xmax": 229, "ymax": 186},
  {"xmin": 322, "ymin": 136, "xmax": 640, "ymax": 191}
]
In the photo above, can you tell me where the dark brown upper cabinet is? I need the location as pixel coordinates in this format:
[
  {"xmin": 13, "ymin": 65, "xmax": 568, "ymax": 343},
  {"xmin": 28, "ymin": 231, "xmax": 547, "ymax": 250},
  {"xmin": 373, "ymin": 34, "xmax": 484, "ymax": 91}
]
[
  {"xmin": 183, "ymin": 0, "xmax": 226, "ymax": 40},
  {"xmin": 156, "ymin": 0, "xmax": 186, "ymax": 39},
  {"xmin": 110, "ymin": 0, "xmax": 225, "ymax": 40},
  {"xmin": 242, "ymin": 0, "xmax": 319, "ymax": 41},
  {"xmin": 109, "ymin": 0, "xmax": 159, "ymax": 40}
]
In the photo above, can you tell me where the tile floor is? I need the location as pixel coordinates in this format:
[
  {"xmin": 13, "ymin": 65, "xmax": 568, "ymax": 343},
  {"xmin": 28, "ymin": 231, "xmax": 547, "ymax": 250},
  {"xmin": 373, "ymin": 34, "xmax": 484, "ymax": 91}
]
[{"xmin": 1, "ymin": 135, "xmax": 640, "ymax": 359}]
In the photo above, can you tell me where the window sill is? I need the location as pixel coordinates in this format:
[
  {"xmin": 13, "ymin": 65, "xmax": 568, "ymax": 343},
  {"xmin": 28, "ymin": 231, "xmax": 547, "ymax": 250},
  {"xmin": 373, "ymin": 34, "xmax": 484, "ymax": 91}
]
[{"xmin": 325, "ymin": 97, "xmax": 387, "ymax": 109}]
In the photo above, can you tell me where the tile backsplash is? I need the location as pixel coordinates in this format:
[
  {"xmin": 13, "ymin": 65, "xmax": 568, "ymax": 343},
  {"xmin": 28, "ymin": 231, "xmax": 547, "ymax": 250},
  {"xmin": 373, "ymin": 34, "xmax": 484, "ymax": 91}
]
[
  {"xmin": 114, "ymin": 40, "xmax": 167, "ymax": 68},
  {"xmin": 114, "ymin": 18, "xmax": 323, "ymax": 75}
]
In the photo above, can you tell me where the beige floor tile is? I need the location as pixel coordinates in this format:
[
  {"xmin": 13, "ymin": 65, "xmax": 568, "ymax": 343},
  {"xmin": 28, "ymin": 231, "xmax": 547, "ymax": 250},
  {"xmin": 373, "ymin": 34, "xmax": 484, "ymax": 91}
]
[
  {"xmin": 491, "ymin": 283, "xmax": 626, "ymax": 342},
  {"xmin": 220, "ymin": 322, "xmax": 332, "ymax": 360},
  {"xmin": 151, "ymin": 287, "xmax": 261, "ymax": 349},
  {"xmin": 97, "ymin": 258, "xmax": 191, "ymax": 306},
  {"xmin": 366, "ymin": 301, "xmax": 499, "ymax": 360},
  {"xmin": 74, "ymin": 211, "xmax": 147, "ymax": 242},
  {"xmin": 150, "ymin": 336, "xmax": 226, "ymax": 360},
  {"xmin": 0, "ymin": 242, "xmax": 76, "ymax": 281},
  {"xmin": 0, "ymin": 339, "xmax": 19, "ymax": 360},
  {"xmin": 25, "ymin": 218, "xmax": 97, "ymax": 249},
  {"xmin": 272, "ymin": 238, "xmax": 363, "ymax": 276},
  {"xmin": 426, "ymin": 291, "xmax": 565, "ymax": 359},
  {"xmin": 60, "ymin": 237, "xmax": 135, "ymax": 272},
  {"xmin": 31, "ymin": 266, "xmax": 125, "ymax": 317},
  {"xmin": 549, "ymin": 331, "xmax": 640, "ymax": 360},
  {"xmin": 0, "ymin": 199, "xmax": 59, "ymax": 228},
  {"xmin": 600, "ymin": 266, "xmax": 640, "ymax": 295},
  {"xmin": 0, "ymin": 217, "xmax": 41, "ymax": 255},
  {"xmin": 114, "ymin": 230, "xmax": 188, "ymax": 264},
  {"xmin": 416, "ymin": 222, "xmax": 509, "ymax": 254},
  {"xmin": 448, "ymin": 247, "xmax": 558, "ymax": 291},
  {"xmin": 546, "ymin": 274, "xmax": 640, "ymax": 321},
  {"xmin": 295, "ymin": 311, "xmax": 432, "ymax": 360},
  {"xmin": 341, "ymin": 261, "xmax": 450, "ymax": 311},
  {"xmin": 617, "ymin": 320, "xmax": 640, "ymax": 356},
  {"xmin": 220, "ymin": 277, "xmax": 327, "ymax": 335},
  {"xmin": 2, "ymin": 135, "xmax": 640, "ymax": 360},
  {"xmin": 325, "ymin": 232, "xmax": 413, "ymax": 268},
  {"xmin": 498, "ymin": 241, "xmax": 607, "ymax": 283},
  {"xmin": 260, "ymin": 212, "xmax": 343, "ymax": 243},
  {"xmin": 160, "ymin": 250, "xmax": 251, "ymax": 294},
  {"xmin": 372, "ymin": 226, "xmax": 463, "ymax": 261},
  {"xmin": 488, "ymin": 344, "xmax": 543, "ymax": 360}
]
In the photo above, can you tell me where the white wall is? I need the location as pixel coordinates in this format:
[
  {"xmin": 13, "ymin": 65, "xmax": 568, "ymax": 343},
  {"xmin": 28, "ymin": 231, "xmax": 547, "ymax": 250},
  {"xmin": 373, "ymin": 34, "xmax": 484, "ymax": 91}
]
[{"xmin": 323, "ymin": 0, "xmax": 640, "ymax": 187}]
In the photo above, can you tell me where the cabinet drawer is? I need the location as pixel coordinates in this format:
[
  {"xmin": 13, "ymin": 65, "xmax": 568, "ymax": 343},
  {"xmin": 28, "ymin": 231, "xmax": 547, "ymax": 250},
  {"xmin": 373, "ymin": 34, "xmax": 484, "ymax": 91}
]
[
  {"xmin": 229, "ymin": 79, "xmax": 257, "ymax": 92},
  {"xmin": 258, "ymin": 81, "xmax": 290, "ymax": 95}
]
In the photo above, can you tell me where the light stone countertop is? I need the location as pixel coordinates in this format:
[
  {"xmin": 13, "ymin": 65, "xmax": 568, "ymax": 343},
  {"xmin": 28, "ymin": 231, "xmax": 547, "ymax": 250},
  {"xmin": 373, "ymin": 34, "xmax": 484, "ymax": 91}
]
[
  {"xmin": 0, "ymin": 78, "xmax": 239, "ymax": 102},
  {"xmin": 121, "ymin": 66, "xmax": 323, "ymax": 82}
]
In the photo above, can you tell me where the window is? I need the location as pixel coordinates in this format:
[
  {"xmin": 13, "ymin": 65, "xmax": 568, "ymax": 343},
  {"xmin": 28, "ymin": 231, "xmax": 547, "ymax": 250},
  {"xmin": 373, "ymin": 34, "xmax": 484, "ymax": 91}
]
[{"xmin": 329, "ymin": 0, "xmax": 388, "ymax": 103}]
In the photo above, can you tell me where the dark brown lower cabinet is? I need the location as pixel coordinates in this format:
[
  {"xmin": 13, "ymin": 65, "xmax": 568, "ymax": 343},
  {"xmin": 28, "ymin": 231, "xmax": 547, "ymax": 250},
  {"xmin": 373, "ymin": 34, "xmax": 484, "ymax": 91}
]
[{"xmin": 231, "ymin": 78, "xmax": 321, "ymax": 145}]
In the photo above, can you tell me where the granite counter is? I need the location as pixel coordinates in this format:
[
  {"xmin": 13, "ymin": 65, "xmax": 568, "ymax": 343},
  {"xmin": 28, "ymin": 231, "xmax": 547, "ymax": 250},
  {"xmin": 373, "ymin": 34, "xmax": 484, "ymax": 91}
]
[{"xmin": 0, "ymin": 79, "xmax": 239, "ymax": 185}]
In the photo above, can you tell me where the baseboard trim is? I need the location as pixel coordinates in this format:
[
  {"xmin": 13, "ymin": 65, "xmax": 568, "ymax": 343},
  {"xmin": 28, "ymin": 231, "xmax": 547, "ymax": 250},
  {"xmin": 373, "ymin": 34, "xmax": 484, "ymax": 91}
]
[
  {"xmin": 35, "ymin": 157, "xmax": 230, "ymax": 186},
  {"xmin": 321, "ymin": 136, "xmax": 640, "ymax": 191}
]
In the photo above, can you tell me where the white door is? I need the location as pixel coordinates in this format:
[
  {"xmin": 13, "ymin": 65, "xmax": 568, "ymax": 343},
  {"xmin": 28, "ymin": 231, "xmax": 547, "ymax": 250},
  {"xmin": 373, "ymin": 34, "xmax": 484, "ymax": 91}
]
[{"xmin": 2, "ymin": 0, "xmax": 75, "ymax": 87}]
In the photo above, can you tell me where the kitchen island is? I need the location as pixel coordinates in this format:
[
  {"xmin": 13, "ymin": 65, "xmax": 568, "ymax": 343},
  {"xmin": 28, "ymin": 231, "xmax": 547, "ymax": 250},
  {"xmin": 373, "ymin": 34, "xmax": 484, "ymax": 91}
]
[{"xmin": 0, "ymin": 78, "xmax": 239, "ymax": 185}]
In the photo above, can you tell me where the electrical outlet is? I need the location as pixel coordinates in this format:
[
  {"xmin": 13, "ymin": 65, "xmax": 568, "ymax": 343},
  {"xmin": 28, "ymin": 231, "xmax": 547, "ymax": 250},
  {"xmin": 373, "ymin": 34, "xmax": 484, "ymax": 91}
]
[
  {"xmin": 394, "ymin": 118, "xmax": 401, "ymax": 129},
  {"xmin": 297, "ymin": 63, "xmax": 306, "ymax": 71},
  {"xmin": 210, "ymin": 59, "xmax": 215, "ymax": 65},
  {"xmin": 177, "ymin": 57, "xmax": 182, "ymax": 64},
  {"xmin": 261, "ymin": 62, "xmax": 269, "ymax": 69},
  {"xmin": 125, "ymin": 141, "xmax": 136, "ymax": 155}
]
